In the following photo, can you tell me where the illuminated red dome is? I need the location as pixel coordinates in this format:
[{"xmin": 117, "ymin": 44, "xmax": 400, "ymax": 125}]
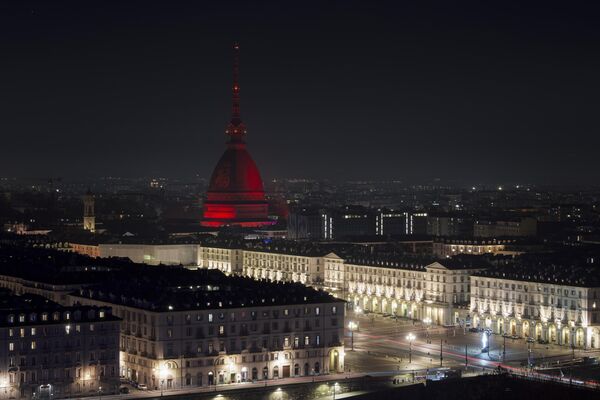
[{"xmin": 201, "ymin": 43, "xmax": 272, "ymax": 228}]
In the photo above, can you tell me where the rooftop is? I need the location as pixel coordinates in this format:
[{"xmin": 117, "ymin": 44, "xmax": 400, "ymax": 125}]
[
  {"xmin": 473, "ymin": 249, "xmax": 600, "ymax": 287},
  {"xmin": 74, "ymin": 266, "xmax": 341, "ymax": 312},
  {"xmin": 0, "ymin": 290, "xmax": 119, "ymax": 327}
]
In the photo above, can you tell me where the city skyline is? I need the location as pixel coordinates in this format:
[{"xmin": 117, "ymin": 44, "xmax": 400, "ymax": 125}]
[{"xmin": 1, "ymin": 1, "xmax": 599, "ymax": 184}]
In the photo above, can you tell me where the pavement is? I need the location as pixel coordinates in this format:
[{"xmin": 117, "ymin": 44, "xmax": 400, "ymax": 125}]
[
  {"xmin": 344, "ymin": 312, "xmax": 600, "ymax": 378},
  {"xmin": 68, "ymin": 373, "xmax": 369, "ymax": 400}
]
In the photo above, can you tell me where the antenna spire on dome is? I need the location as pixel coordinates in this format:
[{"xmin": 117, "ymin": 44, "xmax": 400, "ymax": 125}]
[{"xmin": 226, "ymin": 42, "xmax": 246, "ymax": 141}]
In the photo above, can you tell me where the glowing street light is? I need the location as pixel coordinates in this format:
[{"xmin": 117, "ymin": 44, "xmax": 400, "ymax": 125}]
[
  {"xmin": 156, "ymin": 364, "xmax": 168, "ymax": 396},
  {"xmin": 332, "ymin": 382, "xmax": 340, "ymax": 400},
  {"xmin": 348, "ymin": 321, "xmax": 358, "ymax": 351},
  {"xmin": 406, "ymin": 333, "xmax": 416, "ymax": 363},
  {"xmin": 481, "ymin": 329, "xmax": 491, "ymax": 354}
]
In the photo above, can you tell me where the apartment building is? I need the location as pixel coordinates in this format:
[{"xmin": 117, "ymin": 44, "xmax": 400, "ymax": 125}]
[
  {"xmin": 325, "ymin": 253, "xmax": 485, "ymax": 326},
  {"xmin": 0, "ymin": 291, "xmax": 120, "ymax": 400},
  {"xmin": 470, "ymin": 260, "xmax": 600, "ymax": 348},
  {"xmin": 71, "ymin": 267, "xmax": 345, "ymax": 389}
]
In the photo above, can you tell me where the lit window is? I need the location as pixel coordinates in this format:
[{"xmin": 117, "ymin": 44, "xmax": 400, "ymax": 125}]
[
  {"xmin": 9, "ymin": 342, "xmax": 14, "ymax": 351},
  {"xmin": 31, "ymin": 341, "xmax": 36, "ymax": 350},
  {"xmin": 31, "ymin": 328, "xmax": 36, "ymax": 336},
  {"xmin": 65, "ymin": 325, "xmax": 71, "ymax": 335}
]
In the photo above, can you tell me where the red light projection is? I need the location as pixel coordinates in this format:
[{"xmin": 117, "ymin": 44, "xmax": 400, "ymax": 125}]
[{"xmin": 201, "ymin": 43, "xmax": 272, "ymax": 228}]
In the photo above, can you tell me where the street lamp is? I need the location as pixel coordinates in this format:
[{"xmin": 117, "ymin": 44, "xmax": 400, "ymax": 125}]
[
  {"xmin": 406, "ymin": 333, "xmax": 416, "ymax": 363},
  {"xmin": 158, "ymin": 364, "xmax": 168, "ymax": 396},
  {"xmin": 348, "ymin": 321, "xmax": 358, "ymax": 351},
  {"xmin": 481, "ymin": 329, "xmax": 491, "ymax": 354},
  {"xmin": 423, "ymin": 318, "xmax": 432, "ymax": 343}
]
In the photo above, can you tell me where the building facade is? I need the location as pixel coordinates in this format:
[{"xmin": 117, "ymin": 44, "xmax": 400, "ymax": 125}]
[
  {"xmin": 71, "ymin": 283, "xmax": 345, "ymax": 390},
  {"xmin": 432, "ymin": 238, "xmax": 517, "ymax": 258},
  {"xmin": 474, "ymin": 217, "xmax": 537, "ymax": 238},
  {"xmin": 470, "ymin": 270, "xmax": 600, "ymax": 349},
  {"xmin": 0, "ymin": 294, "xmax": 120, "ymax": 400},
  {"xmin": 327, "ymin": 256, "xmax": 481, "ymax": 326}
]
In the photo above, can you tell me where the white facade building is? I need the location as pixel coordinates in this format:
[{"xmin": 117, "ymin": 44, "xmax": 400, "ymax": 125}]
[{"xmin": 470, "ymin": 271, "xmax": 600, "ymax": 348}]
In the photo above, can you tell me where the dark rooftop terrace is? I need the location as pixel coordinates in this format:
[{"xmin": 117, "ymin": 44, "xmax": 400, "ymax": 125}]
[{"xmin": 75, "ymin": 267, "xmax": 342, "ymax": 312}]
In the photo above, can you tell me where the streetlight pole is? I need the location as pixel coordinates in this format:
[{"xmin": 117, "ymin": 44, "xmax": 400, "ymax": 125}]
[
  {"xmin": 440, "ymin": 339, "xmax": 443, "ymax": 367},
  {"xmin": 406, "ymin": 333, "xmax": 415, "ymax": 364},
  {"xmin": 570, "ymin": 328, "xmax": 575, "ymax": 386},
  {"xmin": 332, "ymin": 382, "xmax": 339, "ymax": 400},
  {"xmin": 502, "ymin": 335, "xmax": 506, "ymax": 363},
  {"xmin": 348, "ymin": 321, "xmax": 358, "ymax": 351},
  {"xmin": 527, "ymin": 342, "xmax": 532, "ymax": 372}
]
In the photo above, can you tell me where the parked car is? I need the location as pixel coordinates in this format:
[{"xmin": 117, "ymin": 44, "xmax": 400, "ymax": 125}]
[
  {"xmin": 119, "ymin": 387, "xmax": 130, "ymax": 394},
  {"xmin": 526, "ymin": 337, "xmax": 536, "ymax": 343},
  {"xmin": 468, "ymin": 327, "xmax": 479, "ymax": 333},
  {"xmin": 137, "ymin": 384, "xmax": 148, "ymax": 390}
]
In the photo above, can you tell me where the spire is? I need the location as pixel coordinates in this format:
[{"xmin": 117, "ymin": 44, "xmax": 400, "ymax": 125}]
[{"xmin": 226, "ymin": 42, "xmax": 246, "ymax": 142}]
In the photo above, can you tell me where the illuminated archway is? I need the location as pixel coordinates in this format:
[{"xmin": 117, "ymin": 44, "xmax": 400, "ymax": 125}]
[
  {"xmin": 535, "ymin": 323, "xmax": 543, "ymax": 340},
  {"xmin": 562, "ymin": 328, "xmax": 571, "ymax": 346},
  {"xmin": 509, "ymin": 319, "xmax": 517, "ymax": 336},
  {"xmin": 575, "ymin": 328, "xmax": 584, "ymax": 348},
  {"xmin": 522, "ymin": 321, "xmax": 530, "ymax": 337},
  {"xmin": 548, "ymin": 324, "xmax": 557, "ymax": 343}
]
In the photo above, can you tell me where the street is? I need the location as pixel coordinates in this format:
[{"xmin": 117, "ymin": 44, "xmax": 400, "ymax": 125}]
[{"xmin": 344, "ymin": 311, "xmax": 600, "ymax": 377}]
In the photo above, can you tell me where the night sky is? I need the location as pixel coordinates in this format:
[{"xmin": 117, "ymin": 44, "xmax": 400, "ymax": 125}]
[{"xmin": 1, "ymin": 1, "xmax": 599, "ymax": 184}]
